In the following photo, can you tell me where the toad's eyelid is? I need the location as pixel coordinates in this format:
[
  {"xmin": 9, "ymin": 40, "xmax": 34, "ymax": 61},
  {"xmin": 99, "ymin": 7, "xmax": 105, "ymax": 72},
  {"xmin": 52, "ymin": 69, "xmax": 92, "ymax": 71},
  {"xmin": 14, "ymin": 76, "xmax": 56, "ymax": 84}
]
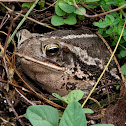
[
  {"xmin": 46, "ymin": 44, "xmax": 58, "ymax": 48},
  {"xmin": 45, "ymin": 43, "xmax": 59, "ymax": 46}
]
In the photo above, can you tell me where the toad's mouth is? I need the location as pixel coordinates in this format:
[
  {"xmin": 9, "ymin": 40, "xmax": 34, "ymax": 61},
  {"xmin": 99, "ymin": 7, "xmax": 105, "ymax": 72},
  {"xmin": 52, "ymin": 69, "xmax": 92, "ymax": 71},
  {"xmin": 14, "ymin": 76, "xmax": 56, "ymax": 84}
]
[{"xmin": 16, "ymin": 52, "xmax": 65, "ymax": 72}]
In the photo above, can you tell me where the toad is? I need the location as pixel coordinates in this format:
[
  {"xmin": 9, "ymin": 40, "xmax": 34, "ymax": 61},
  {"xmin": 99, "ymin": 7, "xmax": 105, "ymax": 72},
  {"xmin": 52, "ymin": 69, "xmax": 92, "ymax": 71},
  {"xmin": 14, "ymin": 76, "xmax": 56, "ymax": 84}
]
[{"xmin": 16, "ymin": 29, "xmax": 120, "ymax": 96}]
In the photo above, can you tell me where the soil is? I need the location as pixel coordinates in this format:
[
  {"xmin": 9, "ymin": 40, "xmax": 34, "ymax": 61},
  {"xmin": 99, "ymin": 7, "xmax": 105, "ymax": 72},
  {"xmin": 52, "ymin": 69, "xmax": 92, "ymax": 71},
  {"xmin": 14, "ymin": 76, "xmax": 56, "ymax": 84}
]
[{"xmin": 101, "ymin": 84, "xmax": 126, "ymax": 126}]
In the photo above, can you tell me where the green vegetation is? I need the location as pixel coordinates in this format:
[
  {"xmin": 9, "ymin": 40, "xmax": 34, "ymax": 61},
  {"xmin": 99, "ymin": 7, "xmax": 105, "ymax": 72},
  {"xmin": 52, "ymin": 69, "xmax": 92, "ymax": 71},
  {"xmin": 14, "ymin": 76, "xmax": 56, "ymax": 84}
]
[
  {"xmin": 51, "ymin": 0, "xmax": 86, "ymax": 26},
  {"xmin": 24, "ymin": 90, "xmax": 114, "ymax": 126},
  {"xmin": 51, "ymin": 0, "xmax": 126, "ymax": 79},
  {"xmin": 93, "ymin": 11, "xmax": 126, "ymax": 78},
  {"xmin": 93, "ymin": 0, "xmax": 126, "ymax": 79}
]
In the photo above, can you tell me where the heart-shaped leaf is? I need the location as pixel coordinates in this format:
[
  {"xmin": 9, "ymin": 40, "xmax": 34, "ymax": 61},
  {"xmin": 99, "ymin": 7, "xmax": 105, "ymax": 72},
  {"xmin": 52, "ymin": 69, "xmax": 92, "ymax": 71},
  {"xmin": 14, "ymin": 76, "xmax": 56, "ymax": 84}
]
[
  {"xmin": 51, "ymin": 15, "xmax": 64, "ymax": 26},
  {"xmin": 74, "ymin": 7, "xmax": 86, "ymax": 15},
  {"xmin": 55, "ymin": 2, "xmax": 66, "ymax": 16},
  {"xmin": 59, "ymin": 101, "xmax": 87, "ymax": 126},
  {"xmin": 25, "ymin": 105, "xmax": 59, "ymax": 126},
  {"xmin": 58, "ymin": 0, "xmax": 76, "ymax": 13}
]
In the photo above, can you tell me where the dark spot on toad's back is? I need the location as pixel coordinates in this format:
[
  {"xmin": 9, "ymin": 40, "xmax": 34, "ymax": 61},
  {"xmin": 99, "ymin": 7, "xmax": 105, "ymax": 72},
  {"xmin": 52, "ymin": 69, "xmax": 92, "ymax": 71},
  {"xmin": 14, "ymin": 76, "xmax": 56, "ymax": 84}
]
[{"xmin": 66, "ymin": 82, "xmax": 76, "ymax": 90}]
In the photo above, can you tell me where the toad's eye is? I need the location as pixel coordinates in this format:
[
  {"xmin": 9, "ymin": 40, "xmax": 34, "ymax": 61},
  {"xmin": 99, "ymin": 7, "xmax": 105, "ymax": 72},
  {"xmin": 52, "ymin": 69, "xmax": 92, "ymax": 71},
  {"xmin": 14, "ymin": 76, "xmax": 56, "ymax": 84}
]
[{"xmin": 44, "ymin": 43, "xmax": 60, "ymax": 56}]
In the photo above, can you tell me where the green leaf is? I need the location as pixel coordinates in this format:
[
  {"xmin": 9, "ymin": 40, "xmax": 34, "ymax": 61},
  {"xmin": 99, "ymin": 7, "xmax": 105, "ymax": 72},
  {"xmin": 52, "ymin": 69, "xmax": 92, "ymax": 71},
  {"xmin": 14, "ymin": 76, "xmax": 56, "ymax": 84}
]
[
  {"xmin": 64, "ymin": 0, "xmax": 80, "ymax": 5},
  {"xmin": 116, "ymin": 0, "xmax": 126, "ymax": 6},
  {"xmin": 78, "ymin": 15, "xmax": 85, "ymax": 20},
  {"xmin": 58, "ymin": 0, "xmax": 76, "ymax": 13},
  {"xmin": 52, "ymin": 93, "xmax": 68, "ymax": 103},
  {"xmin": 85, "ymin": 0, "xmax": 100, "ymax": 3},
  {"xmin": 105, "ymin": 15, "xmax": 114, "ymax": 25},
  {"xmin": 119, "ymin": 38, "xmax": 125, "ymax": 43},
  {"xmin": 55, "ymin": 2, "xmax": 66, "ymax": 16},
  {"xmin": 117, "ymin": 53, "xmax": 122, "ymax": 59},
  {"xmin": 38, "ymin": 0, "xmax": 45, "ymax": 9},
  {"xmin": 121, "ymin": 64, "xmax": 126, "ymax": 75},
  {"xmin": 64, "ymin": 15, "xmax": 77, "ymax": 25},
  {"xmin": 83, "ymin": 108, "xmax": 94, "ymax": 114},
  {"xmin": 59, "ymin": 101, "xmax": 87, "ymax": 126},
  {"xmin": 51, "ymin": 15, "xmax": 64, "ymax": 26},
  {"xmin": 67, "ymin": 90, "xmax": 84, "ymax": 103},
  {"xmin": 98, "ymin": 28, "xmax": 104, "ymax": 35},
  {"xmin": 110, "ymin": 12, "xmax": 119, "ymax": 18},
  {"xmin": 104, "ymin": 0, "xmax": 117, "ymax": 5},
  {"xmin": 53, "ymin": 90, "xmax": 84, "ymax": 103},
  {"xmin": 118, "ymin": 26, "xmax": 126, "ymax": 36},
  {"xmin": 124, "ymin": 75, "xmax": 126, "ymax": 80},
  {"xmin": 22, "ymin": 2, "xmax": 33, "ymax": 8},
  {"xmin": 92, "ymin": 124, "xmax": 114, "ymax": 126},
  {"xmin": 98, "ymin": 0, "xmax": 110, "ymax": 11},
  {"xmin": 93, "ymin": 21, "xmax": 109, "ymax": 28},
  {"xmin": 102, "ymin": 31, "xmax": 109, "ymax": 37},
  {"xmin": 74, "ymin": 7, "xmax": 86, "ymax": 15},
  {"xmin": 25, "ymin": 105, "xmax": 59, "ymax": 126},
  {"xmin": 112, "ymin": 41, "xmax": 117, "ymax": 46},
  {"xmin": 23, "ymin": 113, "xmax": 28, "ymax": 119},
  {"xmin": 112, "ymin": 18, "xmax": 120, "ymax": 25},
  {"xmin": 106, "ymin": 27, "xmax": 113, "ymax": 34},
  {"xmin": 113, "ymin": 26, "xmax": 117, "ymax": 33},
  {"xmin": 124, "ymin": 36, "xmax": 126, "ymax": 41},
  {"xmin": 120, "ymin": 50, "xmax": 126, "ymax": 58}
]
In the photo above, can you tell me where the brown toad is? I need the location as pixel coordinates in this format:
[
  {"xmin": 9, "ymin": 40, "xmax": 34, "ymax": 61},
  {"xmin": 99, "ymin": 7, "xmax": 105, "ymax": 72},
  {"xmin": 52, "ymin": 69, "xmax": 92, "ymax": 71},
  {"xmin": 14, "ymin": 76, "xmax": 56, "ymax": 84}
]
[{"xmin": 16, "ymin": 29, "xmax": 120, "ymax": 96}]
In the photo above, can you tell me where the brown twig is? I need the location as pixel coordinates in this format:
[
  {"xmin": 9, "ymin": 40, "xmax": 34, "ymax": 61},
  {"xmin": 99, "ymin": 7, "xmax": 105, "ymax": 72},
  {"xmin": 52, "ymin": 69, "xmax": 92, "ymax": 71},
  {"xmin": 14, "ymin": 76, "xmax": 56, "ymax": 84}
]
[
  {"xmin": 73, "ymin": 0, "xmax": 126, "ymax": 18},
  {"xmin": 99, "ymin": 44, "xmax": 110, "ymax": 104},
  {"xmin": 0, "ymin": 117, "xmax": 8, "ymax": 124},
  {"xmin": 0, "ymin": 78, "xmax": 32, "ymax": 92},
  {"xmin": 94, "ymin": 83, "xmax": 119, "ymax": 92},
  {"xmin": 89, "ymin": 97, "xmax": 101, "ymax": 108},
  {"xmin": 15, "ymin": 88, "xmax": 35, "ymax": 105},
  {"xmin": 4, "ymin": 16, "xmax": 13, "ymax": 56},
  {"xmin": 0, "ymin": 14, "xmax": 10, "ymax": 29}
]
